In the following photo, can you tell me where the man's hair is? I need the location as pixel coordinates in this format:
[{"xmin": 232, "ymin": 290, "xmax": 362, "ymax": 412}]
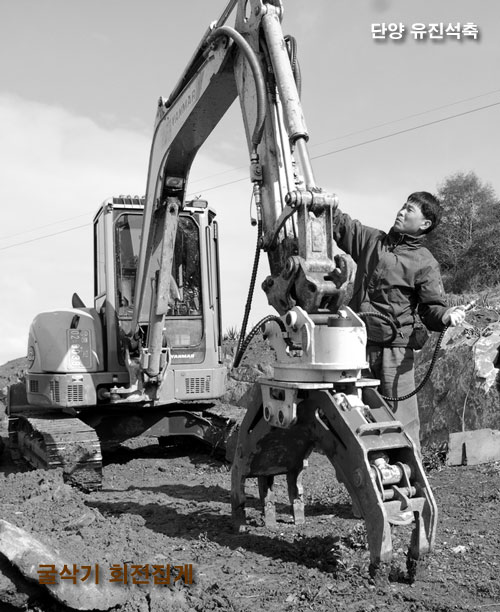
[{"xmin": 407, "ymin": 191, "xmax": 442, "ymax": 234}]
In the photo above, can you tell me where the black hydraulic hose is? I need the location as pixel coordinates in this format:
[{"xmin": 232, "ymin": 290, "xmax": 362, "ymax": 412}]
[
  {"xmin": 233, "ymin": 219, "xmax": 263, "ymax": 368},
  {"xmin": 358, "ymin": 310, "xmax": 447, "ymax": 402},
  {"xmin": 357, "ymin": 311, "xmax": 398, "ymax": 347},
  {"xmin": 232, "ymin": 303, "xmax": 466, "ymax": 404},
  {"xmin": 233, "ymin": 314, "xmax": 283, "ymax": 369},
  {"xmin": 232, "ymin": 306, "xmax": 445, "ymax": 401},
  {"xmin": 206, "ymin": 26, "xmax": 267, "ymax": 149},
  {"xmin": 284, "ymin": 35, "xmax": 302, "ymax": 97},
  {"xmin": 381, "ymin": 327, "xmax": 448, "ymax": 402},
  {"xmin": 205, "ymin": 26, "xmax": 267, "ymax": 367}
]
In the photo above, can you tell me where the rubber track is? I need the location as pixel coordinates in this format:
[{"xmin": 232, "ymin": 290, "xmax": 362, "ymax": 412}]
[{"xmin": 8, "ymin": 412, "xmax": 103, "ymax": 490}]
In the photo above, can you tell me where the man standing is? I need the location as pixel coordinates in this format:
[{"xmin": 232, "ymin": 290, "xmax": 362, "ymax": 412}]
[{"xmin": 332, "ymin": 191, "xmax": 466, "ymax": 452}]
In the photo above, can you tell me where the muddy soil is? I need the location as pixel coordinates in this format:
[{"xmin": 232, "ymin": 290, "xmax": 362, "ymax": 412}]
[
  {"xmin": 0, "ymin": 422, "xmax": 499, "ymax": 612},
  {"xmin": 1, "ymin": 346, "xmax": 500, "ymax": 612}
]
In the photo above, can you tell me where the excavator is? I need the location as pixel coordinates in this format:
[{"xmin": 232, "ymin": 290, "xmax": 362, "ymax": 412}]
[
  {"xmin": 7, "ymin": 0, "xmax": 437, "ymax": 580},
  {"xmin": 8, "ymin": 194, "xmax": 230, "ymax": 485}
]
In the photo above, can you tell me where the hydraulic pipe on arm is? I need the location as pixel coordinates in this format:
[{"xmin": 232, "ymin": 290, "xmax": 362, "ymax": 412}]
[
  {"xmin": 233, "ymin": 1, "xmax": 349, "ymax": 316},
  {"xmin": 261, "ymin": 10, "xmax": 316, "ymax": 189}
]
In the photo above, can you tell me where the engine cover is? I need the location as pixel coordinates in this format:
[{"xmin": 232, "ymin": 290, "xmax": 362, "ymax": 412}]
[{"xmin": 27, "ymin": 308, "xmax": 104, "ymax": 374}]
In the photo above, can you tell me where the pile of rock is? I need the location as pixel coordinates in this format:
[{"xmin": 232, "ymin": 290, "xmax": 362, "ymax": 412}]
[{"xmin": 416, "ymin": 316, "xmax": 500, "ymax": 446}]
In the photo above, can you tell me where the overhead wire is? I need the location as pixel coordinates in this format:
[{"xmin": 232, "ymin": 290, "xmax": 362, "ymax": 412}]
[
  {"xmin": 312, "ymin": 88, "xmax": 500, "ymax": 148},
  {"xmin": 2, "ymin": 94, "xmax": 499, "ymax": 251},
  {"xmin": 188, "ymin": 97, "xmax": 500, "ymax": 194},
  {"xmin": 186, "ymin": 87, "xmax": 500, "ymax": 187},
  {"xmin": 0, "ymin": 224, "xmax": 89, "ymax": 251},
  {"xmin": 312, "ymin": 100, "xmax": 500, "ymax": 160},
  {"xmin": 189, "ymin": 101, "xmax": 500, "ymax": 195},
  {"xmin": 0, "ymin": 212, "xmax": 91, "ymax": 241}
]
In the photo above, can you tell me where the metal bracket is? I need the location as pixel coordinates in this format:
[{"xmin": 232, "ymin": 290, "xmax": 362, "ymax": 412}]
[{"xmin": 261, "ymin": 384, "xmax": 299, "ymax": 428}]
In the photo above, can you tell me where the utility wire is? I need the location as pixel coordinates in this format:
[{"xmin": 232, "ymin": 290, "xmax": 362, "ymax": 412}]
[
  {"xmin": 187, "ymin": 88, "xmax": 500, "ymax": 186},
  {"xmin": 312, "ymin": 100, "xmax": 500, "ymax": 160},
  {"xmin": 0, "ymin": 223, "xmax": 89, "ymax": 251},
  {"xmin": 0, "ymin": 212, "xmax": 91, "ymax": 241},
  {"xmin": 2, "ymin": 97, "xmax": 499, "ymax": 250},
  {"xmin": 189, "ymin": 99, "xmax": 500, "ymax": 195},
  {"xmin": 312, "ymin": 88, "xmax": 500, "ymax": 148}
]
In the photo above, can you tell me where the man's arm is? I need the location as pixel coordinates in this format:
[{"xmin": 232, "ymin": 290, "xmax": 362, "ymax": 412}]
[
  {"xmin": 332, "ymin": 207, "xmax": 381, "ymax": 262},
  {"xmin": 416, "ymin": 260, "xmax": 448, "ymax": 331},
  {"xmin": 416, "ymin": 260, "xmax": 466, "ymax": 329}
]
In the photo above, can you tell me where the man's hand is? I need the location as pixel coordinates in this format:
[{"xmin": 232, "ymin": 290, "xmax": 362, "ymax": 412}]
[{"xmin": 442, "ymin": 306, "xmax": 466, "ymax": 327}]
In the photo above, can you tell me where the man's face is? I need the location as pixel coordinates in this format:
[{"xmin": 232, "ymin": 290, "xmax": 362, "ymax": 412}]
[{"xmin": 392, "ymin": 201, "xmax": 431, "ymax": 235}]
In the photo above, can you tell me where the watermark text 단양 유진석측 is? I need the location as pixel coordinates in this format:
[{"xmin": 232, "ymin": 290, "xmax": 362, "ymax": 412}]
[{"xmin": 371, "ymin": 22, "xmax": 479, "ymax": 41}]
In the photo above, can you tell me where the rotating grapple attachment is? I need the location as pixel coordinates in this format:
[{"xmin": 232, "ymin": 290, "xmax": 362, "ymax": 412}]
[{"xmin": 231, "ymin": 308, "xmax": 437, "ymax": 581}]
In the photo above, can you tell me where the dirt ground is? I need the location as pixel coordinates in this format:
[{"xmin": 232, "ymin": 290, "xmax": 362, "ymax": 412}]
[
  {"xmin": 1, "ymin": 339, "xmax": 500, "ymax": 612},
  {"xmin": 0, "ymin": 419, "xmax": 499, "ymax": 612}
]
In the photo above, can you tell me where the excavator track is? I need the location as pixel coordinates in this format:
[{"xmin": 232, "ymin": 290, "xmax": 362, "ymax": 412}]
[{"xmin": 8, "ymin": 411, "xmax": 103, "ymax": 491}]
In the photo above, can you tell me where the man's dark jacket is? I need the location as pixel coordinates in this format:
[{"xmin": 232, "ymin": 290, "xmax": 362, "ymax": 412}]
[{"xmin": 332, "ymin": 208, "xmax": 448, "ymax": 347}]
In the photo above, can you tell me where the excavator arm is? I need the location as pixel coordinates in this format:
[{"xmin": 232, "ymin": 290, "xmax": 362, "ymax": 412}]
[{"xmin": 130, "ymin": 0, "xmax": 351, "ymax": 379}]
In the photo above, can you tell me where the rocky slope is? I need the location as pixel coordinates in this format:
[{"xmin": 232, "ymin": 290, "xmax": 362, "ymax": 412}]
[{"xmin": 416, "ymin": 304, "xmax": 500, "ymax": 445}]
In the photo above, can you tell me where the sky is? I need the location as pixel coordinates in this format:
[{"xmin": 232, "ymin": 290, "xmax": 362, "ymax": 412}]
[{"xmin": 0, "ymin": 0, "xmax": 499, "ymax": 365}]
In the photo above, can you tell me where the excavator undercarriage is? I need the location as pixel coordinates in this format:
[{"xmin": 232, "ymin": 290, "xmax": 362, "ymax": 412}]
[{"xmin": 7, "ymin": 382, "xmax": 240, "ymax": 491}]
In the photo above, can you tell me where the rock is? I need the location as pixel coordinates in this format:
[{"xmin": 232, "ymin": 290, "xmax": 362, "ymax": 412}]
[
  {"xmin": 0, "ymin": 519, "xmax": 130, "ymax": 610},
  {"xmin": 220, "ymin": 376, "xmax": 253, "ymax": 406},
  {"xmin": 0, "ymin": 554, "xmax": 33, "ymax": 609},
  {"xmin": 448, "ymin": 429, "xmax": 500, "ymax": 466},
  {"xmin": 416, "ymin": 321, "xmax": 500, "ymax": 446},
  {"xmin": 451, "ymin": 545, "xmax": 467, "ymax": 554}
]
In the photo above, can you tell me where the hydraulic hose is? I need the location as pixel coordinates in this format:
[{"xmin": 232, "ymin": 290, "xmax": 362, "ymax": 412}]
[
  {"xmin": 357, "ymin": 310, "xmax": 445, "ymax": 402},
  {"xmin": 233, "ymin": 218, "xmax": 263, "ymax": 368},
  {"xmin": 357, "ymin": 311, "xmax": 398, "ymax": 347},
  {"xmin": 233, "ymin": 304, "xmax": 471, "ymax": 404},
  {"xmin": 207, "ymin": 25, "xmax": 268, "ymax": 365},
  {"xmin": 232, "ymin": 307, "xmax": 443, "ymax": 401},
  {"xmin": 364, "ymin": 301, "xmax": 475, "ymax": 402},
  {"xmin": 206, "ymin": 25, "xmax": 267, "ymax": 149},
  {"xmin": 233, "ymin": 314, "xmax": 283, "ymax": 369},
  {"xmin": 284, "ymin": 35, "xmax": 302, "ymax": 97},
  {"xmin": 232, "ymin": 31, "xmax": 305, "ymax": 366},
  {"xmin": 380, "ymin": 327, "xmax": 448, "ymax": 402}
]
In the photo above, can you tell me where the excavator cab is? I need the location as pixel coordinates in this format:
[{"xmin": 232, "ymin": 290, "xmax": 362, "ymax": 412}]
[{"xmin": 92, "ymin": 195, "xmax": 226, "ymax": 402}]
